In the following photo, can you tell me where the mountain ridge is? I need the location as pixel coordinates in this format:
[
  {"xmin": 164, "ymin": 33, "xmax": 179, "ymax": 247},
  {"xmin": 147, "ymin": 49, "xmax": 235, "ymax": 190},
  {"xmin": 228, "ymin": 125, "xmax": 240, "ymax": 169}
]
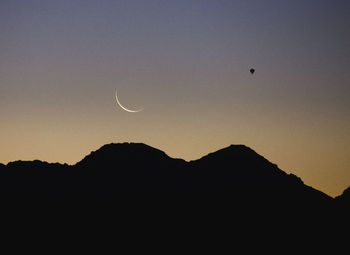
[{"xmin": 0, "ymin": 142, "xmax": 347, "ymax": 203}]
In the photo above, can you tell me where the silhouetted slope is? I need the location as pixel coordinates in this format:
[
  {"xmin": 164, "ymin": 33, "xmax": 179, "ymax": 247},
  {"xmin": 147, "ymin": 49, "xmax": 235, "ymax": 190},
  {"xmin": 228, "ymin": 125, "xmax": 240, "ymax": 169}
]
[
  {"xmin": 335, "ymin": 186, "xmax": 350, "ymax": 210},
  {"xmin": 73, "ymin": 143, "xmax": 187, "ymax": 199},
  {"xmin": 338, "ymin": 186, "xmax": 350, "ymax": 200},
  {"xmin": 189, "ymin": 145, "xmax": 332, "ymax": 207},
  {"xmin": 0, "ymin": 143, "xmax": 336, "ymax": 209}
]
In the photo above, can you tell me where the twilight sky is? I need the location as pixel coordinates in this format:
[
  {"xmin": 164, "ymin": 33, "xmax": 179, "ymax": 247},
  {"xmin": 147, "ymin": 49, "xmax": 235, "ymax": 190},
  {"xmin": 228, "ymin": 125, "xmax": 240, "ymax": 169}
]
[{"xmin": 1, "ymin": 0, "xmax": 349, "ymax": 197}]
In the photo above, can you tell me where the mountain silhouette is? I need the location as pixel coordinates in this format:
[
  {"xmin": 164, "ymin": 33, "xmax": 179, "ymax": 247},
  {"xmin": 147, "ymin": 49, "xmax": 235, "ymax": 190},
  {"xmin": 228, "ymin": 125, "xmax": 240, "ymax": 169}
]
[
  {"xmin": 1, "ymin": 143, "xmax": 347, "ymax": 216},
  {"xmin": 2, "ymin": 142, "xmax": 349, "ymax": 242}
]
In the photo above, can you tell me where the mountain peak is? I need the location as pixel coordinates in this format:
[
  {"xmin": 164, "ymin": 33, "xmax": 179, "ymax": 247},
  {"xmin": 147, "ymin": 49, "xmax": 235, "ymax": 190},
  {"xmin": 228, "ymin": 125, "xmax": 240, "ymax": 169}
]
[
  {"xmin": 196, "ymin": 144, "xmax": 276, "ymax": 167},
  {"xmin": 75, "ymin": 142, "xmax": 170, "ymax": 166},
  {"xmin": 226, "ymin": 144, "xmax": 261, "ymax": 155}
]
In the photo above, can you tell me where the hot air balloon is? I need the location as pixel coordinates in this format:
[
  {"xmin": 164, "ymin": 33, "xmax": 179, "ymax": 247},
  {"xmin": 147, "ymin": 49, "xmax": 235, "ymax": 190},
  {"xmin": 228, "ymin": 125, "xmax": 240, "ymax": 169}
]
[{"xmin": 250, "ymin": 68, "xmax": 255, "ymax": 75}]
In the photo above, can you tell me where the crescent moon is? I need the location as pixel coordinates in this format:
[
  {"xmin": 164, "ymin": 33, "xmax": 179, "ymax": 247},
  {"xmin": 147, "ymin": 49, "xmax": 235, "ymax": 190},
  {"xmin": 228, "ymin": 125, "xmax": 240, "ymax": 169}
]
[{"xmin": 115, "ymin": 89, "xmax": 143, "ymax": 113}]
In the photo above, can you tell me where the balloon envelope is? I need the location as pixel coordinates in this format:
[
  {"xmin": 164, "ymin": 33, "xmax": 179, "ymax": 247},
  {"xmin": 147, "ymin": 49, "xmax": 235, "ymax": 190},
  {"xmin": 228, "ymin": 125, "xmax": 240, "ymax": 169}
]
[{"xmin": 250, "ymin": 68, "xmax": 255, "ymax": 74}]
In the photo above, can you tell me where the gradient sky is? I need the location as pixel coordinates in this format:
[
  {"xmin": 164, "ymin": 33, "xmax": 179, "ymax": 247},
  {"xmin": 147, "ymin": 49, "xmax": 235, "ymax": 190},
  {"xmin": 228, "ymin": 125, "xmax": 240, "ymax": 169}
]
[{"xmin": 1, "ymin": 0, "xmax": 349, "ymax": 197}]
